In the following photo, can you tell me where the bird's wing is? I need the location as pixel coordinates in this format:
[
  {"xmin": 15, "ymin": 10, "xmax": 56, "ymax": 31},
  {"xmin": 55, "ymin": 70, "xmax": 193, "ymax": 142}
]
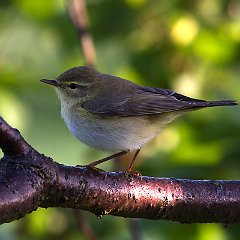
[{"xmin": 82, "ymin": 86, "xmax": 208, "ymax": 117}]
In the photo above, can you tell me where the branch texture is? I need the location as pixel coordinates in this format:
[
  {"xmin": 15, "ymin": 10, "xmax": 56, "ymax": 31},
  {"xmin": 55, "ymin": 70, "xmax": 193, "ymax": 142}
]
[{"xmin": 0, "ymin": 117, "xmax": 240, "ymax": 224}]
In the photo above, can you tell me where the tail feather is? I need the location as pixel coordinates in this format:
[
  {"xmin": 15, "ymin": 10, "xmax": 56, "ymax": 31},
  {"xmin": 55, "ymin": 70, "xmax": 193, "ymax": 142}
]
[
  {"xmin": 172, "ymin": 92, "xmax": 237, "ymax": 108},
  {"xmin": 183, "ymin": 99, "xmax": 238, "ymax": 112},
  {"xmin": 203, "ymin": 100, "xmax": 238, "ymax": 107}
]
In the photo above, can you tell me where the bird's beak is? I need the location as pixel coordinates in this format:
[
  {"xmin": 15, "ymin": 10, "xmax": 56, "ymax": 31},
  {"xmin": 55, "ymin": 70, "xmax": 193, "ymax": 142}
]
[{"xmin": 40, "ymin": 79, "xmax": 59, "ymax": 87}]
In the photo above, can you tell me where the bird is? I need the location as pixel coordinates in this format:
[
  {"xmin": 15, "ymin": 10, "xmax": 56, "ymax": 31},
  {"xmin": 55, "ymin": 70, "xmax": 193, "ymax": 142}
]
[{"xmin": 41, "ymin": 66, "xmax": 237, "ymax": 171}]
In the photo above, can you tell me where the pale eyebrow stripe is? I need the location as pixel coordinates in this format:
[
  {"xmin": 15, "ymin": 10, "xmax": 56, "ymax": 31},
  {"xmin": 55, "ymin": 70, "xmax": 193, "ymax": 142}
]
[{"xmin": 64, "ymin": 82, "xmax": 90, "ymax": 87}]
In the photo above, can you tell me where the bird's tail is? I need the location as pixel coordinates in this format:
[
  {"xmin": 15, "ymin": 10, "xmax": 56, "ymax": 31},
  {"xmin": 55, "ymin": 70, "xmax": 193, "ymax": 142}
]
[
  {"xmin": 180, "ymin": 99, "xmax": 237, "ymax": 113},
  {"xmin": 203, "ymin": 100, "xmax": 238, "ymax": 107}
]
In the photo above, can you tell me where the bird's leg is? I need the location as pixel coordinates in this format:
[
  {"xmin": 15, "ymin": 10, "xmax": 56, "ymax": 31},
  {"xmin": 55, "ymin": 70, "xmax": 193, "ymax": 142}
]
[
  {"xmin": 87, "ymin": 150, "xmax": 129, "ymax": 167},
  {"xmin": 126, "ymin": 149, "xmax": 141, "ymax": 173}
]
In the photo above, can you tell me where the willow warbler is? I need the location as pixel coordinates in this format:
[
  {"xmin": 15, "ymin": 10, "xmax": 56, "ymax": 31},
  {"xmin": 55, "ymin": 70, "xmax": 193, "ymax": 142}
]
[{"xmin": 41, "ymin": 66, "xmax": 237, "ymax": 171}]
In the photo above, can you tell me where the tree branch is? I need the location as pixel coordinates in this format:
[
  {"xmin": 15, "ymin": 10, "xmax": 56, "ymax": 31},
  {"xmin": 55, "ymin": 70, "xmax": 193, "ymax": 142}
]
[
  {"xmin": 0, "ymin": 116, "xmax": 240, "ymax": 224},
  {"xmin": 0, "ymin": 119, "xmax": 31, "ymax": 156}
]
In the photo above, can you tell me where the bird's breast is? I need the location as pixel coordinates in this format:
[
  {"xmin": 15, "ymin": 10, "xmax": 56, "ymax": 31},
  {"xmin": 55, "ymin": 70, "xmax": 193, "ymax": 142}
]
[{"xmin": 60, "ymin": 106, "xmax": 168, "ymax": 152}]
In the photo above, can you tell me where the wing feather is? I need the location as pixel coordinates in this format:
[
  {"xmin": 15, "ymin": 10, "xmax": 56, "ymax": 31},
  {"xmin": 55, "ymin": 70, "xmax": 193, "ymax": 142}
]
[{"xmin": 82, "ymin": 85, "xmax": 209, "ymax": 117}]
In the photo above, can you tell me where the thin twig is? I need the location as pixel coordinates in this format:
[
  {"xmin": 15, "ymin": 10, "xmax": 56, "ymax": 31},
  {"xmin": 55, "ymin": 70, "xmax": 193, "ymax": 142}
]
[
  {"xmin": 67, "ymin": 0, "xmax": 96, "ymax": 66},
  {"xmin": 72, "ymin": 210, "xmax": 95, "ymax": 240},
  {"xmin": 128, "ymin": 219, "xmax": 142, "ymax": 240}
]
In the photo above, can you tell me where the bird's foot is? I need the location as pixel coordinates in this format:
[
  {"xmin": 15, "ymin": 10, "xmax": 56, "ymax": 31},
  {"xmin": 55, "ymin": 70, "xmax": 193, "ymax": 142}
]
[
  {"xmin": 124, "ymin": 170, "xmax": 142, "ymax": 182},
  {"xmin": 76, "ymin": 164, "xmax": 106, "ymax": 173},
  {"xmin": 86, "ymin": 165, "xmax": 106, "ymax": 174}
]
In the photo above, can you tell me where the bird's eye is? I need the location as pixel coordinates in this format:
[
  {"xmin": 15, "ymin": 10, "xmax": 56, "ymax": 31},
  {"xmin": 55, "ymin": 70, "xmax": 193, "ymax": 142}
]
[{"xmin": 68, "ymin": 83, "xmax": 79, "ymax": 89}]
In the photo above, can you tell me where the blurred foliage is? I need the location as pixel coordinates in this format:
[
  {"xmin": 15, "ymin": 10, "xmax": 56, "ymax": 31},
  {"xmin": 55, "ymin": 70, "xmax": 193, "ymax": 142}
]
[{"xmin": 0, "ymin": 0, "xmax": 240, "ymax": 239}]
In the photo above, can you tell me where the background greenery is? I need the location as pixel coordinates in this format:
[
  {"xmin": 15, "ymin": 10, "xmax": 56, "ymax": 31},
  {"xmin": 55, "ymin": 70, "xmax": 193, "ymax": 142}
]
[{"xmin": 0, "ymin": 0, "xmax": 240, "ymax": 239}]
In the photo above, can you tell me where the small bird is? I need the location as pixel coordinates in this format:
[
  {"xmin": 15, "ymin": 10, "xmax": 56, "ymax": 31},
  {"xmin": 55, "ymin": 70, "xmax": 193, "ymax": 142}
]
[{"xmin": 41, "ymin": 66, "xmax": 237, "ymax": 171}]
